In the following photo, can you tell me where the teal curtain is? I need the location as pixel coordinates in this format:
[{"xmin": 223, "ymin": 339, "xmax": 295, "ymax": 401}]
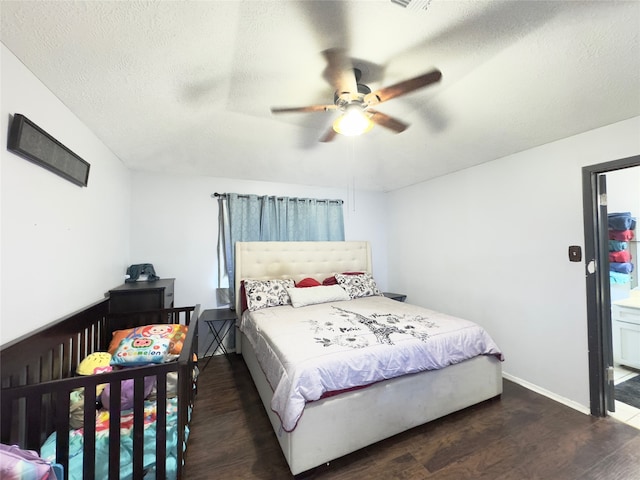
[{"xmin": 217, "ymin": 193, "xmax": 345, "ymax": 307}]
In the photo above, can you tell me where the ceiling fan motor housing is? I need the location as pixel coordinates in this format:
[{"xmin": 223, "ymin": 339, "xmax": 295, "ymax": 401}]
[{"xmin": 333, "ymin": 67, "xmax": 372, "ymax": 107}]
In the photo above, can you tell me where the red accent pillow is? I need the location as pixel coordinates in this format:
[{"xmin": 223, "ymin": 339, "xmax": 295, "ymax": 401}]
[
  {"xmin": 296, "ymin": 277, "xmax": 321, "ymax": 288},
  {"xmin": 240, "ymin": 281, "xmax": 248, "ymax": 313},
  {"xmin": 322, "ymin": 272, "xmax": 364, "ymax": 286}
]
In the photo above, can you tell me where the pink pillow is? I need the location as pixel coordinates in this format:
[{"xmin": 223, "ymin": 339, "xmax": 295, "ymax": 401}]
[{"xmin": 0, "ymin": 444, "xmax": 56, "ymax": 479}]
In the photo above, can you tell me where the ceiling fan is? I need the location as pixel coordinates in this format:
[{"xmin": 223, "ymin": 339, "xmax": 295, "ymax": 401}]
[{"xmin": 270, "ymin": 48, "xmax": 442, "ymax": 142}]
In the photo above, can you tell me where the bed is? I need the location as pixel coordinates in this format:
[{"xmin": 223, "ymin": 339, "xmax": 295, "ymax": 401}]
[
  {"xmin": 234, "ymin": 241, "xmax": 503, "ymax": 477},
  {"xmin": 0, "ymin": 299, "xmax": 200, "ymax": 480}
]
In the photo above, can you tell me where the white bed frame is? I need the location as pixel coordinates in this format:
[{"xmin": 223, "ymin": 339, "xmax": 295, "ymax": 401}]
[{"xmin": 234, "ymin": 241, "xmax": 503, "ymax": 477}]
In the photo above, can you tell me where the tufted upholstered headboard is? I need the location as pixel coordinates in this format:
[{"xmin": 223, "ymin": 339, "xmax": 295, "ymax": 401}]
[{"xmin": 234, "ymin": 241, "xmax": 373, "ymax": 314}]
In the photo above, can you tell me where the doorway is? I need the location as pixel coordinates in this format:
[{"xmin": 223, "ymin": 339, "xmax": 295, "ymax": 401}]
[{"xmin": 583, "ymin": 154, "xmax": 640, "ymax": 422}]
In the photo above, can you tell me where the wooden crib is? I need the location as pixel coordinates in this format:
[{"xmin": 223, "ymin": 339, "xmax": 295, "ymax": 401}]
[{"xmin": 0, "ymin": 299, "xmax": 200, "ymax": 480}]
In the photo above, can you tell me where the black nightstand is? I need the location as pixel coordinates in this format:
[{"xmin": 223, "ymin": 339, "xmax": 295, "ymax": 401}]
[
  {"xmin": 383, "ymin": 292, "xmax": 407, "ymax": 302},
  {"xmin": 201, "ymin": 308, "xmax": 236, "ymax": 369}
]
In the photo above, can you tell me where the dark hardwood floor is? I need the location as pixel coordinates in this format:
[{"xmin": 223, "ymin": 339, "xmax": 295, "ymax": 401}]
[{"xmin": 184, "ymin": 355, "xmax": 640, "ymax": 479}]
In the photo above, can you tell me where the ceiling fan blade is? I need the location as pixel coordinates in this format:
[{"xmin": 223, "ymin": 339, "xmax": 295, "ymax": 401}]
[
  {"xmin": 365, "ymin": 69, "xmax": 442, "ymax": 106},
  {"xmin": 271, "ymin": 105, "xmax": 338, "ymax": 114},
  {"xmin": 319, "ymin": 126, "xmax": 339, "ymax": 143},
  {"xmin": 367, "ymin": 109, "xmax": 409, "ymax": 133},
  {"xmin": 322, "ymin": 48, "xmax": 357, "ymax": 96}
]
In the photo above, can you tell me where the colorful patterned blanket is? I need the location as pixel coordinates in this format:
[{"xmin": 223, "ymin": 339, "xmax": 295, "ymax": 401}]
[{"xmin": 41, "ymin": 397, "xmax": 185, "ymax": 480}]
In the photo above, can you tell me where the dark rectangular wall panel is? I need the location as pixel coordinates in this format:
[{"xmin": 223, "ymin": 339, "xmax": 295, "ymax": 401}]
[{"xmin": 7, "ymin": 113, "xmax": 90, "ymax": 187}]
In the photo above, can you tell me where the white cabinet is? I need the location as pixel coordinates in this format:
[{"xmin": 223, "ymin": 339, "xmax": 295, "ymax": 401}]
[{"xmin": 612, "ymin": 299, "xmax": 640, "ymax": 369}]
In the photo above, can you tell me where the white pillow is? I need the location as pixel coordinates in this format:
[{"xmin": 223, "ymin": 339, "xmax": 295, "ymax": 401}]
[{"xmin": 286, "ymin": 285, "xmax": 350, "ymax": 308}]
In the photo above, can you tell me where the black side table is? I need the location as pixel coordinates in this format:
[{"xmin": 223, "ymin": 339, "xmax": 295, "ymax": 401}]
[
  {"xmin": 383, "ymin": 292, "xmax": 407, "ymax": 302},
  {"xmin": 201, "ymin": 308, "xmax": 236, "ymax": 369}
]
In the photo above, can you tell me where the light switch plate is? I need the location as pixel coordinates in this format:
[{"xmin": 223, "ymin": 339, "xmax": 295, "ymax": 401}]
[{"xmin": 568, "ymin": 245, "xmax": 582, "ymax": 262}]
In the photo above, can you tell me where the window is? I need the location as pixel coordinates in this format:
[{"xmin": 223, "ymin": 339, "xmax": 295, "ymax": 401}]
[{"xmin": 216, "ymin": 193, "xmax": 345, "ymax": 306}]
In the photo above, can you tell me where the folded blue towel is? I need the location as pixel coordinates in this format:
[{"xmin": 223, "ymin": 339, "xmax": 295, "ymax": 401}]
[
  {"xmin": 610, "ymin": 262, "xmax": 634, "ymax": 274},
  {"xmin": 609, "ymin": 240, "xmax": 628, "ymax": 252},
  {"xmin": 608, "ymin": 212, "xmax": 637, "ymax": 231}
]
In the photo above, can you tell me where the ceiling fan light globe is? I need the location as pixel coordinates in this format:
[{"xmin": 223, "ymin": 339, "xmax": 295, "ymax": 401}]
[{"xmin": 333, "ymin": 106, "xmax": 374, "ymax": 136}]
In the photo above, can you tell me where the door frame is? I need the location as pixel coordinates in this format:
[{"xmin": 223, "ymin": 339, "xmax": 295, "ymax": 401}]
[{"xmin": 583, "ymin": 154, "xmax": 640, "ymax": 416}]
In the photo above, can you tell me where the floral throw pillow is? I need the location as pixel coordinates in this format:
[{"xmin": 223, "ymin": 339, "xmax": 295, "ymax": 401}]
[
  {"xmin": 244, "ymin": 279, "xmax": 295, "ymax": 311},
  {"xmin": 334, "ymin": 272, "xmax": 383, "ymax": 299}
]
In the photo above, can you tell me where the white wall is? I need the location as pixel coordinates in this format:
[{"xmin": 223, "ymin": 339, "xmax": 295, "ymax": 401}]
[
  {"xmin": 386, "ymin": 116, "xmax": 640, "ymax": 412},
  {"xmin": 607, "ymin": 166, "xmax": 640, "ymax": 215},
  {"xmin": 0, "ymin": 45, "xmax": 131, "ymax": 344},
  {"xmin": 129, "ymin": 172, "xmax": 388, "ymax": 311}
]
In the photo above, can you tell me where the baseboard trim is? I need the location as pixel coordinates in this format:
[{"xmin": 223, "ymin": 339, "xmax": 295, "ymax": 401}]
[{"xmin": 502, "ymin": 372, "xmax": 591, "ymax": 416}]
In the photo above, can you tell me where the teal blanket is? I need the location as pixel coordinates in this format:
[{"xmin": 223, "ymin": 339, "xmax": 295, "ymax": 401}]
[{"xmin": 41, "ymin": 397, "xmax": 187, "ymax": 480}]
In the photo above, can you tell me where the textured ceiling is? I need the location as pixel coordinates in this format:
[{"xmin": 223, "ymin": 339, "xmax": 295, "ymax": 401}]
[{"xmin": 1, "ymin": 1, "xmax": 639, "ymax": 192}]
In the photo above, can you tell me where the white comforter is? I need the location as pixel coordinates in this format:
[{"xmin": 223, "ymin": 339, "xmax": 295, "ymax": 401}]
[{"xmin": 240, "ymin": 295, "xmax": 503, "ymax": 432}]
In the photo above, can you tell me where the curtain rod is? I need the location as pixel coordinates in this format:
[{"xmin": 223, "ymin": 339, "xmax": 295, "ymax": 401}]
[{"xmin": 211, "ymin": 192, "xmax": 343, "ymax": 204}]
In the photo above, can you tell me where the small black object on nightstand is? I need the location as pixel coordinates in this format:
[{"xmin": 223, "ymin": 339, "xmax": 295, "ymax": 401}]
[
  {"xmin": 201, "ymin": 308, "xmax": 236, "ymax": 369},
  {"xmin": 383, "ymin": 292, "xmax": 407, "ymax": 302}
]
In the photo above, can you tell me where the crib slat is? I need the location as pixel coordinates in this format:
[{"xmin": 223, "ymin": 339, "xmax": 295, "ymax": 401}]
[
  {"xmin": 78, "ymin": 330, "xmax": 87, "ymax": 366},
  {"xmin": 70, "ymin": 335, "xmax": 80, "ymax": 379},
  {"xmin": 82, "ymin": 387, "xmax": 97, "ymax": 479},
  {"xmin": 156, "ymin": 371, "xmax": 167, "ymax": 480},
  {"xmin": 0, "ymin": 394, "xmax": 11, "ymax": 443},
  {"xmin": 0, "ymin": 391, "xmax": 20, "ymax": 446},
  {"xmin": 52, "ymin": 343, "xmax": 63, "ymax": 381},
  {"xmin": 40, "ymin": 349, "xmax": 51, "ymax": 384},
  {"xmin": 132, "ymin": 376, "xmax": 145, "ymax": 479},
  {"xmin": 61, "ymin": 339, "xmax": 71, "ymax": 379},
  {"xmin": 89, "ymin": 323, "xmax": 97, "ymax": 353},
  {"xmin": 41, "ymin": 392, "xmax": 54, "ymax": 447},
  {"xmin": 54, "ymin": 391, "xmax": 71, "ymax": 480},
  {"xmin": 108, "ymin": 380, "xmax": 122, "ymax": 480},
  {"xmin": 25, "ymin": 394, "xmax": 43, "ymax": 450}
]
